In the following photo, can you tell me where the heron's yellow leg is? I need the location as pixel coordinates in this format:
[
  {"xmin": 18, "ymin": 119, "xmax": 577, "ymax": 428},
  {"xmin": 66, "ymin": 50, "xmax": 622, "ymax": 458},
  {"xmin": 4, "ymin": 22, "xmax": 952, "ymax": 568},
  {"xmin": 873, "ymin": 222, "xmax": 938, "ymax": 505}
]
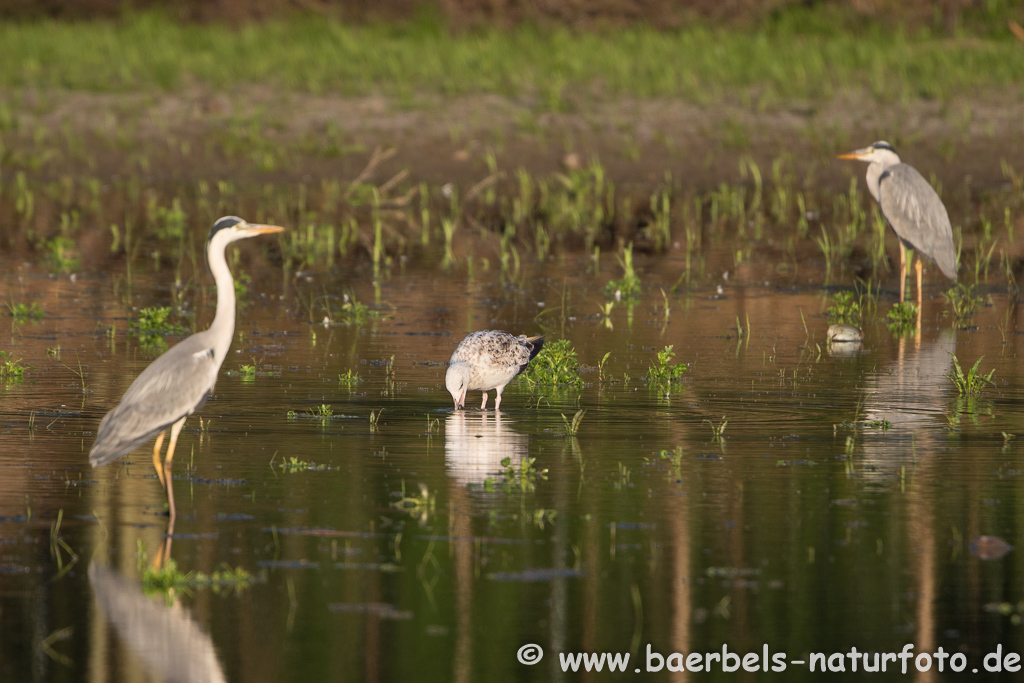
[
  {"xmin": 162, "ymin": 416, "xmax": 188, "ymax": 523},
  {"xmin": 915, "ymin": 259, "xmax": 924, "ymax": 333},
  {"xmin": 898, "ymin": 242, "xmax": 907, "ymax": 303},
  {"xmin": 152, "ymin": 512, "xmax": 176, "ymax": 570},
  {"xmin": 152, "ymin": 430, "xmax": 168, "ymax": 489},
  {"xmin": 915, "ymin": 258, "xmax": 924, "ymax": 310}
]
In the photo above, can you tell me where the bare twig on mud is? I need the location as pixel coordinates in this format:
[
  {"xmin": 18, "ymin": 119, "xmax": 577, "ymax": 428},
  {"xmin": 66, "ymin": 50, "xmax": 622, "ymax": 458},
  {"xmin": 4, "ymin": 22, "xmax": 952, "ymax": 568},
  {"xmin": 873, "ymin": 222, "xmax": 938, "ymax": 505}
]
[
  {"xmin": 378, "ymin": 169, "xmax": 409, "ymax": 197},
  {"xmin": 1010, "ymin": 21, "xmax": 1024, "ymax": 42},
  {"xmin": 463, "ymin": 172, "xmax": 504, "ymax": 203},
  {"xmin": 344, "ymin": 146, "xmax": 397, "ymax": 199}
]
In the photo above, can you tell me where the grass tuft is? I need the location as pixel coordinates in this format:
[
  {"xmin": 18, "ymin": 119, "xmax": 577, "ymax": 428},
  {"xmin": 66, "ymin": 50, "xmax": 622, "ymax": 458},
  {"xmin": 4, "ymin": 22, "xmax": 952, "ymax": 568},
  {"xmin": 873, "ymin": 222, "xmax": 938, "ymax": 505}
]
[
  {"xmin": 561, "ymin": 409, "xmax": 586, "ymax": 436},
  {"xmin": 946, "ymin": 354, "xmax": 995, "ymax": 396},
  {"xmin": 521, "ymin": 339, "xmax": 583, "ymax": 387},
  {"xmin": 825, "ymin": 291, "xmax": 860, "ymax": 326},
  {"xmin": 643, "ymin": 345, "xmax": 688, "ymax": 395}
]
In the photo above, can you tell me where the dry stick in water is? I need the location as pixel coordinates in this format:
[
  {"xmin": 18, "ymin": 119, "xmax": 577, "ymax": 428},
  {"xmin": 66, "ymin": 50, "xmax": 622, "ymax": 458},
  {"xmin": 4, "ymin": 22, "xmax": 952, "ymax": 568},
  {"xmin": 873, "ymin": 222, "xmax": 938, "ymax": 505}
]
[
  {"xmin": 343, "ymin": 146, "xmax": 397, "ymax": 200},
  {"xmin": 463, "ymin": 172, "xmax": 504, "ymax": 203}
]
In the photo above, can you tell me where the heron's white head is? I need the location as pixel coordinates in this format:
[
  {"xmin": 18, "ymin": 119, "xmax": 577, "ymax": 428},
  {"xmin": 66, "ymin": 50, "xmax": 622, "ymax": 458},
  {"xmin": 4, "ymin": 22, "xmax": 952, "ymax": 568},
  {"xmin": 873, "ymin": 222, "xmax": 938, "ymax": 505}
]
[
  {"xmin": 207, "ymin": 216, "xmax": 285, "ymax": 247},
  {"xmin": 837, "ymin": 141, "xmax": 901, "ymax": 166},
  {"xmin": 445, "ymin": 362, "xmax": 471, "ymax": 410},
  {"xmin": 204, "ymin": 216, "xmax": 284, "ymax": 274}
]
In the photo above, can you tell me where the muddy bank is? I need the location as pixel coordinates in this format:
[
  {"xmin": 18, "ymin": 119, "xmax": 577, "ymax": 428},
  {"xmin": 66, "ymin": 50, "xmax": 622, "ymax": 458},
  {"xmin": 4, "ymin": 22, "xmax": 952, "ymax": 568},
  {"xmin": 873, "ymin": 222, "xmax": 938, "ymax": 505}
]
[
  {"xmin": 6, "ymin": 85, "xmax": 1023, "ymax": 190},
  {"xmin": 2, "ymin": 85, "xmax": 1022, "ymax": 278}
]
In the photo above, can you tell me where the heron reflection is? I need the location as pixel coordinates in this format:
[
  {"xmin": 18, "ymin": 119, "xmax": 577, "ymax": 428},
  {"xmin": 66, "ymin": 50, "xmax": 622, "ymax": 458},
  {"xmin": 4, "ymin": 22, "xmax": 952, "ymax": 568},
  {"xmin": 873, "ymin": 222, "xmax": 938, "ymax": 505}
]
[
  {"xmin": 860, "ymin": 331, "xmax": 956, "ymax": 473},
  {"xmin": 444, "ymin": 411, "xmax": 529, "ymax": 485},
  {"xmin": 89, "ymin": 561, "xmax": 227, "ymax": 683}
]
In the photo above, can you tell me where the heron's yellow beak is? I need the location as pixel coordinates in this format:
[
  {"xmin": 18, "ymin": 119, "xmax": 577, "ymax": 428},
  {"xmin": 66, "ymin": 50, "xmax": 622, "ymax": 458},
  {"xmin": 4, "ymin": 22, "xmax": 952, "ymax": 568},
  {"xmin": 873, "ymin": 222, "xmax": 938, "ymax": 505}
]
[
  {"xmin": 243, "ymin": 223, "xmax": 285, "ymax": 235},
  {"xmin": 837, "ymin": 148, "xmax": 871, "ymax": 160}
]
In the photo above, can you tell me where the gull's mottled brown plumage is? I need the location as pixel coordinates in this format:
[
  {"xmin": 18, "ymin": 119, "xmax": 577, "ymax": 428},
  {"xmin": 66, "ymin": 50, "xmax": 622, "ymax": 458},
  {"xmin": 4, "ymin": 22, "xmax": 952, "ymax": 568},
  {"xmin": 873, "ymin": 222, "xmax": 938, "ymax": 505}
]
[{"xmin": 445, "ymin": 330, "xmax": 544, "ymax": 410}]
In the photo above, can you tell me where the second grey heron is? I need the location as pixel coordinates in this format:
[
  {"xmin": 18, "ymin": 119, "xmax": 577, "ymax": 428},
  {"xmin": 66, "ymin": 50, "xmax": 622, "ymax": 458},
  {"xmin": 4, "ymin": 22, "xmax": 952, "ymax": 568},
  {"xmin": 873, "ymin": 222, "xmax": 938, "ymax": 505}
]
[
  {"xmin": 89, "ymin": 216, "xmax": 284, "ymax": 523},
  {"xmin": 839, "ymin": 141, "xmax": 957, "ymax": 307},
  {"xmin": 446, "ymin": 331, "xmax": 544, "ymax": 410}
]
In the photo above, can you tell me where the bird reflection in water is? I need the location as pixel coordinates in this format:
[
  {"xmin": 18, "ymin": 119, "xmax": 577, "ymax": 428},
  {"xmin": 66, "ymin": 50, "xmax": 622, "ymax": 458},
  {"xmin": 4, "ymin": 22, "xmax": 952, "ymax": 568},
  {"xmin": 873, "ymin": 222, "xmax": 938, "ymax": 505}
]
[
  {"xmin": 859, "ymin": 331, "xmax": 956, "ymax": 475},
  {"xmin": 857, "ymin": 331, "xmax": 956, "ymax": 676},
  {"xmin": 444, "ymin": 411, "xmax": 530, "ymax": 485},
  {"xmin": 89, "ymin": 561, "xmax": 227, "ymax": 683},
  {"xmin": 827, "ymin": 323, "xmax": 865, "ymax": 356}
]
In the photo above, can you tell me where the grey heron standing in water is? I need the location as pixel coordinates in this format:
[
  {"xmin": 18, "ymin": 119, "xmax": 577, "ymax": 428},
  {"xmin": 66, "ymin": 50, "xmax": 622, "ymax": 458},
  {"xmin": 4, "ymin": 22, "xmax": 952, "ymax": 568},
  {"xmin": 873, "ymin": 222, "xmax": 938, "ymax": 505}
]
[
  {"xmin": 839, "ymin": 141, "xmax": 957, "ymax": 307},
  {"xmin": 90, "ymin": 216, "xmax": 284, "ymax": 525}
]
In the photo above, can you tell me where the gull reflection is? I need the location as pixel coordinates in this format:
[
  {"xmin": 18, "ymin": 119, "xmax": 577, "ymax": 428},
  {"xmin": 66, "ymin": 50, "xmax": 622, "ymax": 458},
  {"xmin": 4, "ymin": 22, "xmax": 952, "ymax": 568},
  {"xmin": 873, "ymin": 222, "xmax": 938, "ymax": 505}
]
[
  {"xmin": 444, "ymin": 411, "xmax": 529, "ymax": 485},
  {"xmin": 89, "ymin": 561, "xmax": 227, "ymax": 683}
]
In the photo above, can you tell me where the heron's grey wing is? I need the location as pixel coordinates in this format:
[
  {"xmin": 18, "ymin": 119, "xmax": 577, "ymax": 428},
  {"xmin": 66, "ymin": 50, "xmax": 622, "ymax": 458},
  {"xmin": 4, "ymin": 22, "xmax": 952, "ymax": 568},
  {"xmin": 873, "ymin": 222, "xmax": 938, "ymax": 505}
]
[
  {"xmin": 878, "ymin": 164, "xmax": 957, "ymax": 279},
  {"xmin": 90, "ymin": 334, "xmax": 220, "ymax": 467}
]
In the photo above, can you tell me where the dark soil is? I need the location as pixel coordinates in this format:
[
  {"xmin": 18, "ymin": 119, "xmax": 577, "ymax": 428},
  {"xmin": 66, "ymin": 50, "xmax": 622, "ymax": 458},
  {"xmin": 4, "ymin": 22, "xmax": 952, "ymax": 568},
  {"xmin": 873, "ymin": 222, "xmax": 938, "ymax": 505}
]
[
  {"xmin": 0, "ymin": 0, "xmax": 977, "ymax": 31},
  {"xmin": 8, "ymin": 85, "xmax": 1022, "ymax": 194}
]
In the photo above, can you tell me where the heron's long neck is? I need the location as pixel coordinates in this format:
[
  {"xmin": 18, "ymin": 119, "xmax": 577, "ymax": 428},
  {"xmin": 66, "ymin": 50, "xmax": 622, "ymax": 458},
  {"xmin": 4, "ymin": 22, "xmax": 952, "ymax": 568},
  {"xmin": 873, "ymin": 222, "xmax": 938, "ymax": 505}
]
[
  {"xmin": 207, "ymin": 241, "xmax": 237, "ymax": 365},
  {"xmin": 865, "ymin": 162, "xmax": 885, "ymax": 204},
  {"xmin": 865, "ymin": 156, "xmax": 899, "ymax": 204}
]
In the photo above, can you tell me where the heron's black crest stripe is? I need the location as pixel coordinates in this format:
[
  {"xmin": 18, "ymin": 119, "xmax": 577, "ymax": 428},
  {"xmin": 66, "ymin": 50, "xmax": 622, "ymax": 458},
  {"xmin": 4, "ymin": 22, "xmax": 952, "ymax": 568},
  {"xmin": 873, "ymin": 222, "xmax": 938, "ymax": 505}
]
[
  {"xmin": 205, "ymin": 216, "xmax": 244, "ymax": 272},
  {"xmin": 209, "ymin": 216, "xmax": 243, "ymax": 241},
  {"xmin": 871, "ymin": 141, "xmax": 897, "ymax": 154}
]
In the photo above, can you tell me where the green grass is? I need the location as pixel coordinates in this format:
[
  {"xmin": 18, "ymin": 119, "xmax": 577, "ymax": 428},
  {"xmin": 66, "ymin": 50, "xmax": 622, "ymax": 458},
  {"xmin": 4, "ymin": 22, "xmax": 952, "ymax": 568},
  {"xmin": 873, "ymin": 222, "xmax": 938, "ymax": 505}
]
[
  {"xmin": 391, "ymin": 482, "xmax": 435, "ymax": 523},
  {"xmin": 337, "ymin": 369, "xmax": 362, "ymax": 385},
  {"xmin": 643, "ymin": 345, "xmax": 688, "ymax": 395},
  {"xmin": 885, "ymin": 301, "xmax": 919, "ymax": 335},
  {"xmin": 604, "ymin": 243, "xmax": 642, "ymax": 301},
  {"xmin": 946, "ymin": 355, "xmax": 995, "ymax": 396},
  {"xmin": 1, "ymin": 9, "xmax": 1022, "ymax": 104},
  {"xmin": 7, "ymin": 301, "xmax": 45, "ymax": 322},
  {"xmin": 273, "ymin": 455, "xmax": 332, "ymax": 472},
  {"xmin": 0, "ymin": 351, "xmax": 28, "ymax": 382},
  {"xmin": 561, "ymin": 409, "xmax": 586, "ymax": 436},
  {"xmin": 520, "ymin": 339, "xmax": 583, "ymax": 387},
  {"xmin": 287, "ymin": 404, "xmax": 344, "ymax": 424},
  {"xmin": 131, "ymin": 306, "xmax": 185, "ymax": 338},
  {"xmin": 141, "ymin": 558, "xmax": 252, "ymax": 597},
  {"xmin": 484, "ymin": 456, "xmax": 549, "ymax": 494},
  {"xmin": 825, "ymin": 291, "xmax": 861, "ymax": 326},
  {"xmin": 942, "ymin": 282, "xmax": 984, "ymax": 322}
]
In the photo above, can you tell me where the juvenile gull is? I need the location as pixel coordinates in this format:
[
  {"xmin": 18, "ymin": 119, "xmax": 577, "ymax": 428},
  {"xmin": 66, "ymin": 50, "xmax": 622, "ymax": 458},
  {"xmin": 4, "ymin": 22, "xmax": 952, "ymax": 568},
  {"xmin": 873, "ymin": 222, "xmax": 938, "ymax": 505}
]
[{"xmin": 445, "ymin": 330, "xmax": 544, "ymax": 410}]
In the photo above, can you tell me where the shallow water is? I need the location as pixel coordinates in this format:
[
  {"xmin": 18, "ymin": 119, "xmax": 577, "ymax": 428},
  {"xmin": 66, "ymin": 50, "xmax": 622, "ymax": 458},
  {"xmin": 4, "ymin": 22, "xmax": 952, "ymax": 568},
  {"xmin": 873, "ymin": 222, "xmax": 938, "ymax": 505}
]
[{"xmin": 3, "ymin": 243, "xmax": 1024, "ymax": 682}]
